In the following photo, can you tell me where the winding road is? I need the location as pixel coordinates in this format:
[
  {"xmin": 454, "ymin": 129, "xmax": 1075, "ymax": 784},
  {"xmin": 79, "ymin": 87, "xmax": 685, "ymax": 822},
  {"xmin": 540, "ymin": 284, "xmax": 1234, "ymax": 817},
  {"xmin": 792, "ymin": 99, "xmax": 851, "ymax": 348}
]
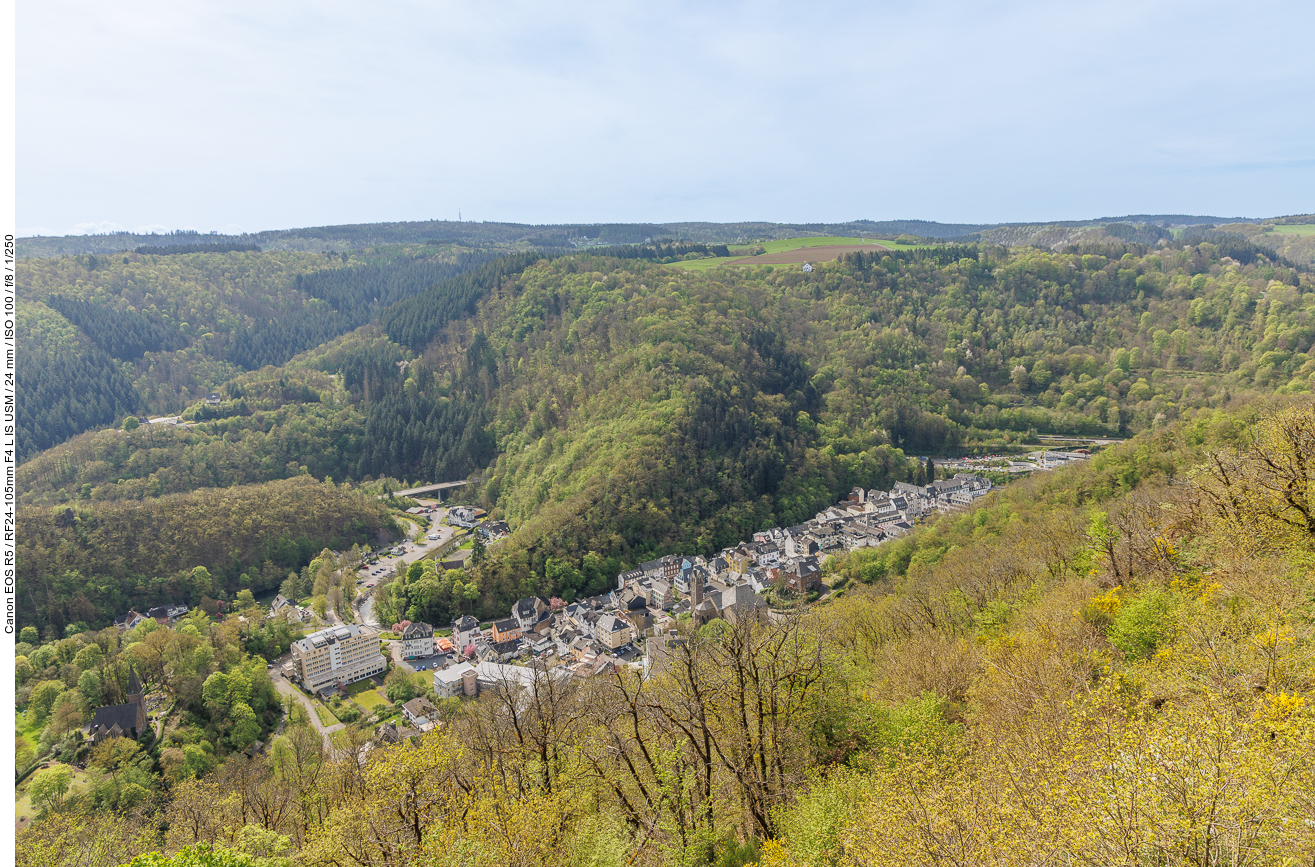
[{"xmin": 273, "ymin": 672, "xmax": 344, "ymax": 752}]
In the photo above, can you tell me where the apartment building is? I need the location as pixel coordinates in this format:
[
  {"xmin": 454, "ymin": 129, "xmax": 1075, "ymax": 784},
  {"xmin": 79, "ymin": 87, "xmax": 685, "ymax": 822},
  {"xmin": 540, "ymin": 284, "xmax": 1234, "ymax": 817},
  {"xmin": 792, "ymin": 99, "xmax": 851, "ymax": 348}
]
[
  {"xmin": 291, "ymin": 624, "xmax": 386, "ymax": 694},
  {"xmin": 399, "ymin": 621, "xmax": 435, "ymax": 659}
]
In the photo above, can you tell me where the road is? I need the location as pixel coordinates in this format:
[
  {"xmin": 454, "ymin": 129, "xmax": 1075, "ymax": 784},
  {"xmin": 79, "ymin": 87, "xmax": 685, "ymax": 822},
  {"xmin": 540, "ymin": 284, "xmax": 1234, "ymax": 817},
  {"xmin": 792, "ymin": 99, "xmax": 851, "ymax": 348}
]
[
  {"xmin": 383, "ymin": 481, "xmax": 469, "ymax": 498},
  {"xmin": 272, "ymin": 669, "xmax": 344, "ymax": 752},
  {"xmin": 274, "ymin": 677, "xmax": 344, "ymax": 745},
  {"xmin": 353, "ymin": 505, "xmax": 460, "ymax": 627}
]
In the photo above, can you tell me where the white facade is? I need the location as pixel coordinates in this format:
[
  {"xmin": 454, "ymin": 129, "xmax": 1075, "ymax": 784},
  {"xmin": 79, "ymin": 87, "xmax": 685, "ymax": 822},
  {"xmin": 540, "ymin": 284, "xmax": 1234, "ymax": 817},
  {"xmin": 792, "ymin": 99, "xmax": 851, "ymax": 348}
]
[
  {"xmin": 291, "ymin": 625, "xmax": 386, "ymax": 693},
  {"xmin": 399, "ymin": 622, "xmax": 435, "ymax": 659}
]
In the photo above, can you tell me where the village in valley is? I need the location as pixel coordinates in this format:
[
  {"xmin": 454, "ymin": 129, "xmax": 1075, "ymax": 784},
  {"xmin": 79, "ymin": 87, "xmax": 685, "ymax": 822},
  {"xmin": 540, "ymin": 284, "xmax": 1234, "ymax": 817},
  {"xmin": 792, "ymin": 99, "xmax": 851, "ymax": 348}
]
[
  {"xmin": 257, "ymin": 468, "xmax": 1009, "ymax": 742},
  {"xmin": 66, "ymin": 448, "xmax": 1105, "ymax": 759}
]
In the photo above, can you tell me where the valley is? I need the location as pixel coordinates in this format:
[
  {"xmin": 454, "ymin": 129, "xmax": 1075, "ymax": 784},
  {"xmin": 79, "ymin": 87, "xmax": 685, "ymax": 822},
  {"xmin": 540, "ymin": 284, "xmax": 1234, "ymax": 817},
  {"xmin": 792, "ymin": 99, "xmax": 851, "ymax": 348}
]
[{"xmin": 14, "ymin": 215, "xmax": 1315, "ymax": 867}]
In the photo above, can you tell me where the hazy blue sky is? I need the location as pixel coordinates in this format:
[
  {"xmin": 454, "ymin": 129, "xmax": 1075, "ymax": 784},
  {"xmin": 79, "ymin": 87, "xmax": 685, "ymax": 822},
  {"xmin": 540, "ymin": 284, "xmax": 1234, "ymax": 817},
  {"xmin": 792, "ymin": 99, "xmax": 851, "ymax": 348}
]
[{"xmin": 18, "ymin": 0, "xmax": 1315, "ymax": 236}]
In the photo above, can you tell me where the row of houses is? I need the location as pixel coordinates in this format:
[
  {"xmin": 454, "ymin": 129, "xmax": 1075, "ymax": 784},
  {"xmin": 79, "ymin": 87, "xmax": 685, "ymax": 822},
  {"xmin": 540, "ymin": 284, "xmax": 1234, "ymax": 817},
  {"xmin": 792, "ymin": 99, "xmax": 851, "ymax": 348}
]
[
  {"xmin": 297, "ymin": 472, "xmax": 997, "ymax": 719},
  {"xmin": 417, "ymin": 473, "xmax": 995, "ymax": 692}
]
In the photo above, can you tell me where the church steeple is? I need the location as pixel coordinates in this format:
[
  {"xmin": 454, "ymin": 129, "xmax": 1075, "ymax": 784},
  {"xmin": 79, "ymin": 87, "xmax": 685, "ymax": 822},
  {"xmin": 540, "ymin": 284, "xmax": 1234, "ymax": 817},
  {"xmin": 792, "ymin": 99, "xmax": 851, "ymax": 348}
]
[{"xmin": 127, "ymin": 664, "xmax": 142, "ymax": 704}]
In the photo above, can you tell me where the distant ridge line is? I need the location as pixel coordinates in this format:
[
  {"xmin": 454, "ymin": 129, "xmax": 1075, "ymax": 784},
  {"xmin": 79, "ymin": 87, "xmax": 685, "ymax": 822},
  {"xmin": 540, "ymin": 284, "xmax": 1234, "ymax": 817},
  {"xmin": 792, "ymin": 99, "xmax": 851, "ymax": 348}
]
[{"xmin": 16, "ymin": 214, "xmax": 1266, "ymax": 258}]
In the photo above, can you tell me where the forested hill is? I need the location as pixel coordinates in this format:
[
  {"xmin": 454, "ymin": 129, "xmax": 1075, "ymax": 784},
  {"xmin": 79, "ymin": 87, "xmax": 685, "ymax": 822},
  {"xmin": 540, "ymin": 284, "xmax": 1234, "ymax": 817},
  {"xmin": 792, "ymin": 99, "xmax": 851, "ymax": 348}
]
[
  {"xmin": 17, "ymin": 476, "xmax": 396, "ymax": 634},
  {"xmin": 14, "ymin": 243, "xmax": 497, "ymax": 460},
  {"xmin": 348, "ymin": 238, "xmax": 1313, "ymax": 614},
  {"xmin": 18, "ymin": 230, "xmax": 1315, "ymax": 628}
]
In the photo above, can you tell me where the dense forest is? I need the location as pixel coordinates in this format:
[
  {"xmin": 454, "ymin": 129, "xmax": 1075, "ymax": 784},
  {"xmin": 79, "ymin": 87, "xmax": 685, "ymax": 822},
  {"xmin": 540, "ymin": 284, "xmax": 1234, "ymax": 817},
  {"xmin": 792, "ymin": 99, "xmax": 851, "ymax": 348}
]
[
  {"xmin": 17, "ymin": 230, "xmax": 1315, "ymax": 624},
  {"xmin": 16, "ymin": 300, "xmax": 145, "ymax": 462},
  {"xmin": 16, "ymin": 477, "xmax": 397, "ymax": 635},
  {"xmin": 133, "ymin": 243, "xmax": 262, "ymax": 256},
  {"xmin": 16, "ymin": 399, "xmax": 1315, "ymax": 866},
  {"xmin": 15, "ymin": 244, "xmax": 499, "ymax": 450}
]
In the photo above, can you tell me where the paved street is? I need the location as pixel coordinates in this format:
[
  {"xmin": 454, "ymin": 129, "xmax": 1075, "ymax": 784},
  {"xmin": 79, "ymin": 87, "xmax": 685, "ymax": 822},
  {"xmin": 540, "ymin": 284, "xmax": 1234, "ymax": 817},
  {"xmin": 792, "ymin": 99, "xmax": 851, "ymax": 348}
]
[
  {"xmin": 272, "ymin": 669, "xmax": 344, "ymax": 752},
  {"xmin": 353, "ymin": 504, "xmax": 460, "ymax": 627}
]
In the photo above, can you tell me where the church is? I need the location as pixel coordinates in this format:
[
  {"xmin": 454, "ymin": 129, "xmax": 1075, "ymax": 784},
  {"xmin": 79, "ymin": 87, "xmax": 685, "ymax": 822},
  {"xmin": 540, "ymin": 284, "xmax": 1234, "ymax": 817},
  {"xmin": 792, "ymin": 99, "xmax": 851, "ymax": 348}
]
[{"xmin": 85, "ymin": 666, "xmax": 148, "ymax": 745}]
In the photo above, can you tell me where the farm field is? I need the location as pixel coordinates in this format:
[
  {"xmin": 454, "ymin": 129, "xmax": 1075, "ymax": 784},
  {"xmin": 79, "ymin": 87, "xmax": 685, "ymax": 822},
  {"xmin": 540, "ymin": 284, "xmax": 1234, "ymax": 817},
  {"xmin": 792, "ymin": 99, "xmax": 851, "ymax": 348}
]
[
  {"xmin": 1269, "ymin": 224, "xmax": 1315, "ymax": 235},
  {"xmin": 670, "ymin": 235, "xmax": 927, "ymax": 270},
  {"xmin": 731, "ymin": 235, "xmax": 898, "ymax": 254},
  {"xmin": 732, "ymin": 243, "xmax": 889, "ymax": 265}
]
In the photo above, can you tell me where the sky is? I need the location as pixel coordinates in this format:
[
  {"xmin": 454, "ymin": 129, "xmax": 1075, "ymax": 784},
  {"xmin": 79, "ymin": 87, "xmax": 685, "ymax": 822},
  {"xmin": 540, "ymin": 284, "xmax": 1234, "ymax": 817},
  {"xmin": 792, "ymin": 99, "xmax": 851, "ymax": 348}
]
[{"xmin": 16, "ymin": 0, "xmax": 1315, "ymax": 237}]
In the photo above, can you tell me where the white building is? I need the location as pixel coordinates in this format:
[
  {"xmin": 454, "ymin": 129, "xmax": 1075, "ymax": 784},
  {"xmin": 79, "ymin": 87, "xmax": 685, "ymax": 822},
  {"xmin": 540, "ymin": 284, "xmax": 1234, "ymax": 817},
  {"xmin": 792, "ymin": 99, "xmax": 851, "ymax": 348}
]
[
  {"xmin": 399, "ymin": 622, "xmax": 435, "ymax": 659},
  {"xmin": 291, "ymin": 624, "xmax": 386, "ymax": 694},
  {"xmin": 433, "ymin": 663, "xmax": 478, "ymax": 698}
]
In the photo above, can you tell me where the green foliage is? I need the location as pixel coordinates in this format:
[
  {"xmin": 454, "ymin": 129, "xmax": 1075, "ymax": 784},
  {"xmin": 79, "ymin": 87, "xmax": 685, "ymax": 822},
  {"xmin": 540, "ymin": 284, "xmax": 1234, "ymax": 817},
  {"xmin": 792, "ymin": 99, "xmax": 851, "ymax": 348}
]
[
  {"xmin": 128, "ymin": 843, "xmax": 259, "ymax": 867},
  {"xmin": 45, "ymin": 294, "xmax": 188, "ymax": 361},
  {"xmin": 16, "ymin": 299, "xmax": 143, "ymax": 461},
  {"xmin": 27, "ymin": 763, "xmax": 74, "ymax": 814},
  {"xmin": 77, "ymin": 669, "xmax": 104, "ymax": 707},
  {"xmin": 383, "ymin": 666, "xmax": 418, "ymax": 704},
  {"xmin": 27, "ymin": 680, "xmax": 66, "ymax": 723},
  {"xmin": 380, "ymin": 251, "xmax": 553, "ymax": 350},
  {"xmin": 768, "ymin": 769, "xmax": 868, "ymax": 867},
  {"xmin": 1108, "ymin": 588, "xmax": 1180, "ymax": 661},
  {"xmin": 17, "ymin": 477, "xmax": 394, "ymax": 632}
]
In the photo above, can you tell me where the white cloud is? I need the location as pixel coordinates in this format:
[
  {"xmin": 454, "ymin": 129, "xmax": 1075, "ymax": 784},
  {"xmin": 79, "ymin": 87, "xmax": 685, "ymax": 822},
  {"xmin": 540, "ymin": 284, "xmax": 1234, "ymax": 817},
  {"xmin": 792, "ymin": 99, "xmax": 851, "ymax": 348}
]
[{"xmin": 17, "ymin": 0, "xmax": 1315, "ymax": 230}]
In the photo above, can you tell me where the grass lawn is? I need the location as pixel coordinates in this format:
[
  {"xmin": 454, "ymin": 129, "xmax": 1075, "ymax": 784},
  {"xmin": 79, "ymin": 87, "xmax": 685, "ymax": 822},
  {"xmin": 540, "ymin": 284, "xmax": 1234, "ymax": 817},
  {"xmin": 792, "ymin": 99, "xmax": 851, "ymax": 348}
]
[
  {"xmin": 352, "ymin": 688, "xmax": 389, "ymax": 713},
  {"xmin": 16, "ymin": 766, "xmax": 94, "ymax": 825},
  {"xmin": 1269, "ymin": 224, "xmax": 1315, "ymax": 235},
  {"xmin": 313, "ymin": 703, "xmax": 340, "ymax": 727},
  {"xmin": 345, "ymin": 679, "xmax": 378, "ymax": 697},
  {"xmin": 16, "ymin": 709, "xmax": 45, "ymax": 753}
]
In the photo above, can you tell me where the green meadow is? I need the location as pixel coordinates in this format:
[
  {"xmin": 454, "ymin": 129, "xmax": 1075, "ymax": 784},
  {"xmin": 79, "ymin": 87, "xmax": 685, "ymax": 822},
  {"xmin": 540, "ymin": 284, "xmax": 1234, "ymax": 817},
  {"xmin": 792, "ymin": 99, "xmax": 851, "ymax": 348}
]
[
  {"xmin": 1268, "ymin": 224, "xmax": 1315, "ymax": 235},
  {"xmin": 669, "ymin": 235, "xmax": 928, "ymax": 270}
]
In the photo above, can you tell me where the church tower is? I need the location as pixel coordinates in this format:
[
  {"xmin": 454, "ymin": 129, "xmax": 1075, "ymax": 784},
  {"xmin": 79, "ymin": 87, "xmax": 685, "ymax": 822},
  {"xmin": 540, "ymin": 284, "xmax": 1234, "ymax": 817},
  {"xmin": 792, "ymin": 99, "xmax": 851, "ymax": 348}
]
[{"xmin": 127, "ymin": 664, "xmax": 143, "ymax": 705}]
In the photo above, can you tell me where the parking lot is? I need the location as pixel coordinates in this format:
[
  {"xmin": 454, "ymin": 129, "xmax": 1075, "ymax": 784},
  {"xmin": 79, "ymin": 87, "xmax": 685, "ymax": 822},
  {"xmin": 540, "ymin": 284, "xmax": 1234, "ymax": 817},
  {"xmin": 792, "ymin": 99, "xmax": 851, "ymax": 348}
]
[
  {"xmin": 387, "ymin": 637, "xmax": 450, "ymax": 674},
  {"xmin": 354, "ymin": 504, "xmax": 456, "ymax": 589}
]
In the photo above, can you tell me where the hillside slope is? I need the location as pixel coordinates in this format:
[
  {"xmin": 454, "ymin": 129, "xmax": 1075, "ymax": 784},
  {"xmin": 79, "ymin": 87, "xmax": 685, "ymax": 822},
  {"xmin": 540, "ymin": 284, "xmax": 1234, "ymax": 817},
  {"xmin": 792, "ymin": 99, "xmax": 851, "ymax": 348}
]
[
  {"xmin": 18, "ymin": 235, "xmax": 1315, "ymax": 624},
  {"xmin": 360, "ymin": 238, "xmax": 1313, "ymax": 612},
  {"xmin": 18, "ymin": 400, "xmax": 1315, "ymax": 866},
  {"xmin": 15, "ymin": 243, "xmax": 494, "ymax": 456}
]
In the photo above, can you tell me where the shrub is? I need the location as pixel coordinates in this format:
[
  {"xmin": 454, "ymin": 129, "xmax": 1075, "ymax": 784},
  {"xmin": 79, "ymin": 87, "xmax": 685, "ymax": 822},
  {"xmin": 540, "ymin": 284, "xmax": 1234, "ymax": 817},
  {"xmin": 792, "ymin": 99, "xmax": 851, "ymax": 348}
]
[{"xmin": 1108, "ymin": 588, "xmax": 1179, "ymax": 661}]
